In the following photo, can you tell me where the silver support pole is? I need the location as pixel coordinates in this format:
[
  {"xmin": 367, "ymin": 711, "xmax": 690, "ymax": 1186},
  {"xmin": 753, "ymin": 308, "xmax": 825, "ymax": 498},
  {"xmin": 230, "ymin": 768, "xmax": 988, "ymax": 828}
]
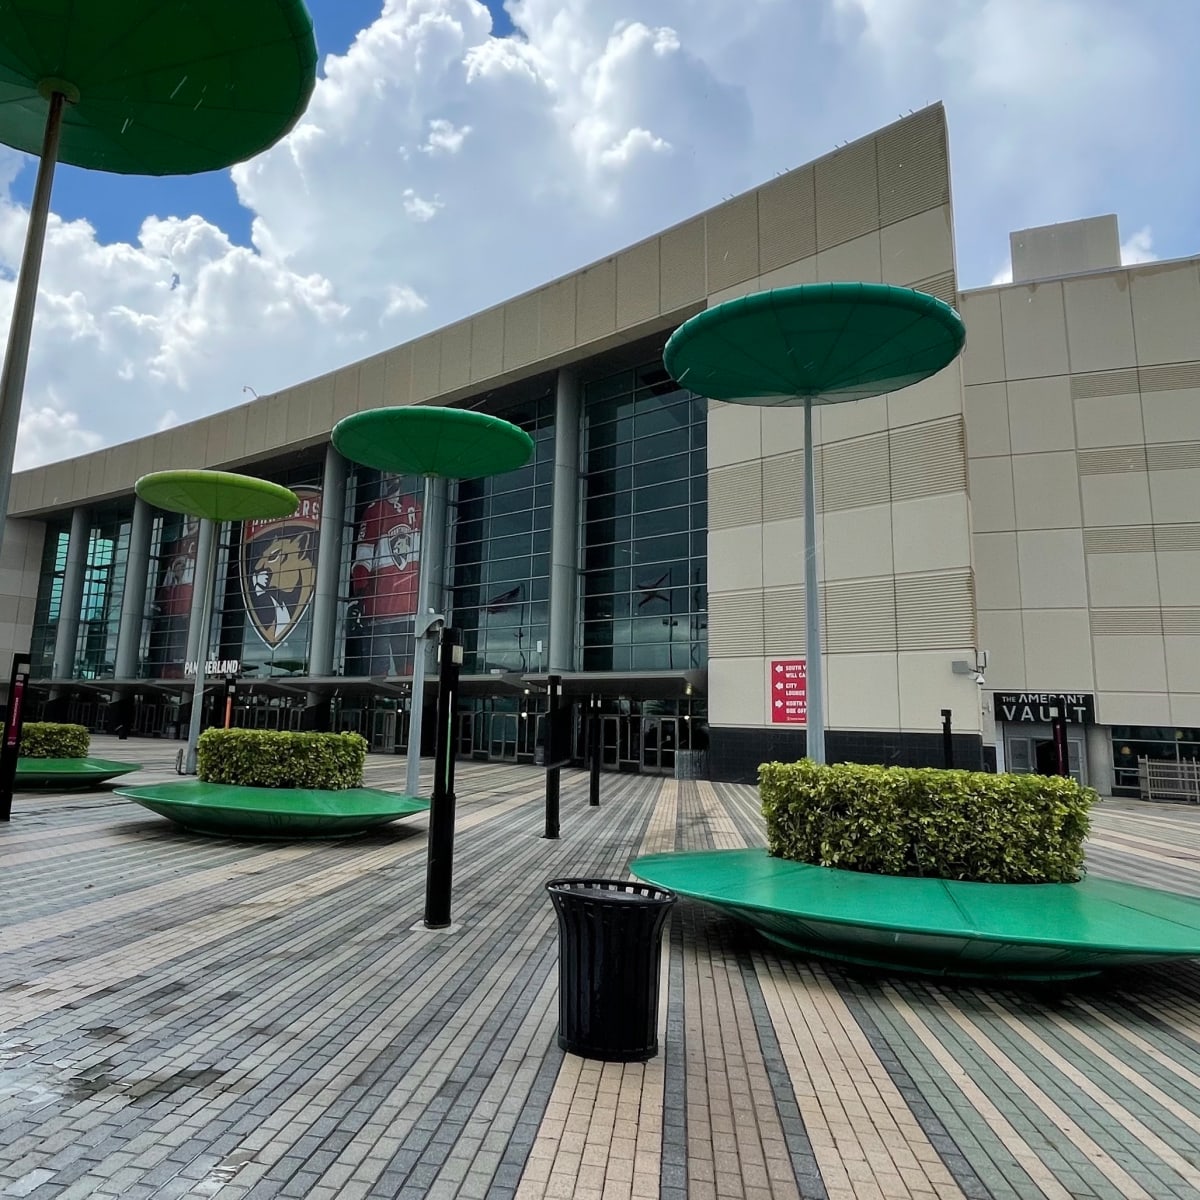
[
  {"xmin": 0, "ymin": 92, "xmax": 66, "ymax": 555},
  {"xmin": 51, "ymin": 506, "xmax": 90, "ymax": 682},
  {"xmin": 114, "ymin": 497, "xmax": 153, "ymax": 679},
  {"xmin": 406, "ymin": 476, "xmax": 447, "ymax": 798},
  {"xmin": 803, "ymin": 398, "xmax": 825, "ymax": 764},
  {"xmin": 309, "ymin": 445, "xmax": 347, "ymax": 679},
  {"xmin": 549, "ymin": 369, "xmax": 580, "ymax": 673},
  {"xmin": 183, "ymin": 518, "xmax": 218, "ymax": 775}
]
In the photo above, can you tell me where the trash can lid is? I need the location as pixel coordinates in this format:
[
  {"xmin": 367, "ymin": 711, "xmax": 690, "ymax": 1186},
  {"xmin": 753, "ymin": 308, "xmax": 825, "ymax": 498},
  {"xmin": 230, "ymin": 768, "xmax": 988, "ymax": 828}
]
[{"xmin": 546, "ymin": 879, "xmax": 675, "ymax": 903}]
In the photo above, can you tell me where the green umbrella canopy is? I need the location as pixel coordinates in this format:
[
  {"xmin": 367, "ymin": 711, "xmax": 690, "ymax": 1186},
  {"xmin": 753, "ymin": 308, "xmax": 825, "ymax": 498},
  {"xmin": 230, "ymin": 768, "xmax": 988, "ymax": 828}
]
[
  {"xmin": 136, "ymin": 469, "xmax": 298, "ymax": 522},
  {"xmin": 332, "ymin": 407, "xmax": 535, "ymax": 481},
  {"xmin": 663, "ymin": 283, "xmax": 966, "ymax": 406},
  {"xmin": 0, "ymin": 0, "xmax": 317, "ymax": 175}
]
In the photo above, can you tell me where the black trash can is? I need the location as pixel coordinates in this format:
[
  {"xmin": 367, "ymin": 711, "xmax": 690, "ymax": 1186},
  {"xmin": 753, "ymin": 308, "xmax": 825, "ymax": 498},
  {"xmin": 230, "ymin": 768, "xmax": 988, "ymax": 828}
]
[{"xmin": 546, "ymin": 878, "xmax": 676, "ymax": 1062}]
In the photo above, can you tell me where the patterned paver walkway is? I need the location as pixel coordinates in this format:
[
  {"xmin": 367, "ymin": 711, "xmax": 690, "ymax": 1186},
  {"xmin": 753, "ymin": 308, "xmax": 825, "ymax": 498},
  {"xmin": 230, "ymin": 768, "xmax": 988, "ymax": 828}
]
[{"xmin": 3, "ymin": 738, "xmax": 1200, "ymax": 1199}]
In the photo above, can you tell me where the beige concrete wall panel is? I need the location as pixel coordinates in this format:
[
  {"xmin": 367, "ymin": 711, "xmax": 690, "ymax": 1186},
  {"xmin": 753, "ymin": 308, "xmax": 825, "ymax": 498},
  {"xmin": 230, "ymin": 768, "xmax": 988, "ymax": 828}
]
[
  {"xmin": 1163, "ymin": 610, "xmax": 1200, "ymax": 635},
  {"xmin": 707, "ymin": 401, "xmax": 762, "ymax": 467},
  {"xmin": 1130, "ymin": 260, "xmax": 1200, "ymax": 365},
  {"xmin": 572, "ymin": 260, "xmax": 615, "ymax": 345},
  {"xmin": 908, "ymin": 270, "xmax": 956, "ymax": 307},
  {"xmin": 755, "ymin": 257, "xmax": 819, "ymax": 293},
  {"xmin": 221, "ymin": 406, "xmax": 249, "ymax": 465},
  {"xmin": 889, "ymin": 417, "xmax": 966, "ymax": 500},
  {"xmin": 876, "ymin": 105, "xmax": 949, "ymax": 227},
  {"xmin": 823, "ymin": 577, "xmax": 897, "ymax": 652},
  {"xmin": 1017, "ymin": 529, "xmax": 1087, "ymax": 607},
  {"xmin": 708, "ymin": 590, "xmax": 764, "ymax": 656},
  {"xmin": 1155, "ymin": 525, "xmax": 1200, "ymax": 551},
  {"xmin": 411, "ymin": 334, "xmax": 441, "ymax": 403},
  {"xmin": 708, "ymin": 656, "xmax": 767, "ymax": 726},
  {"xmin": 888, "ymin": 361, "xmax": 964, "ymax": 428},
  {"xmin": 705, "ymin": 193, "xmax": 759, "ymax": 293},
  {"xmin": 265, "ymin": 394, "xmax": 288, "ymax": 450},
  {"xmin": 331, "ymin": 366, "xmax": 359, "ymax": 423},
  {"xmin": 963, "ymin": 382, "xmax": 1010, "ymax": 457},
  {"xmin": 762, "ymin": 450, "xmax": 807, "ymax": 522},
  {"xmin": 1083, "ymin": 526, "xmax": 1155, "ymax": 553},
  {"xmin": 959, "ymin": 290, "xmax": 1005, "ymax": 386},
  {"xmin": 1080, "ymin": 472, "xmax": 1152, "ymax": 526},
  {"xmin": 821, "ymin": 432, "xmax": 889, "ymax": 511},
  {"xmin": 1007, "ymin": 377, "xmax": 1075, "ymax": 453},
  {"xmin": 815, "ymin": 137, "xmax": 879, "ymax": 253},
  {"xmin": 1011, "ymin": 451, "xmax": 1082, "ymax": 528},
  {"xmin": 1166, "ymin": 635, "xmax": 1200, "ymax": 691},
  {"xmin": 893, "ymin": 492, "xmax": 972, "ymax": 572},
  {"xmin": 615, "ymin": 241, "xmax": 659, "ymax": 329},
  {"xmin": 242, "ymin": 396, "xmax": 268, "ymax": 459},
  {"xmin": 1159, "ymin": 550, "xmax": 1200, "ymax": 607},
  {"xmin": 463, "ymin": 309, "xmax": 502, "ymax": 384},
  {"xmin": 880, "ymin": 206, "xmax": 953, "ymax": 288},
  {"xmin": 502, "ymin": 293, "xmax": 539, "ymax": 372},
  {"xmin": 757, "ymin": 165, "xmax": 816, "ymax": 273},
  {"xmin": 358, "ymin": 352, "xmax": 387, "ymax": 413},
  {"xmin": 895, "ymin": 568, "xmax": 975, "ymax": 649},
  {"xmin": 437, "ymin": 321, "xmax": 472, "ymax": 395},
  {"xmin": 761, "ymin": 516, "xmax": 809, "ymax": 587},
  {"xmin": 1073, "ymin": 391, "xmax": 1144, "ymax": 449},
  {"xmin": 816, "ymin": 394, "xmax": 888, "ymax": 443},
  {"xmin": 284, "ymin": 381, "xmax": 314, "ymax": 443},
  {"xmin": 1099, "ymin": 691, "xmax": 1171, "ymax": 725},
  {"xmin": 1146, "ymin": 442, "xmax": 1200, "ymax": 471},
  {"xmin": 708, "ymin": 525, "xmax": 763, "ymax": 590},
  {"xmin": 86, "ymin": 450, "xmax": 110, "ymax": 500},
  {"xmin": 898, "ymin": 652, "xmax": 984, "ymax": 733},
  {"xmin": 1086, "ymin": 551, "xmax": 1160, "ymax": 608},
  {"xmin": 1141, "ymin": 386, "xmax": 1200, "ymax": 444},
  {"xmin": 1093, "ymin": 632, "xmax": 1169, "ymax": 692},
  {"xmin": 973, "ymin": 532, "xmax": 1021, "ymax": 609},
  {"xmin": 539, "ymin": 277, "xmax": 578, "ymax": 357},
  {"xmin": 707, "ymin": 461, "xmax": 763, "ymax": 530},
  {"xmin": 1063, "ymin": 272, "xmax": 1136, "ymax": 373},
  {"xmin": 1070, "ymin": 368, "xmax": 1140, "ymax": 400},
  {"xmin": 1172, "ymin": 693, "xmax": 1200, "ymax": 726},
  {"xmin": 133, "ymin": 437, "xmax": 156, "ymax": 484},
  {"xmin": 1149, "ymin": 466, "xmax": 1200, "ymax": 524},
  {"xmin": 1090, "ymin": 608, "xmax": 1163, "ymax": 636},
  {"xmin": 822, "ymin": 505, "xmax": 893, "ymax": 581},
  {"xmin": 204, "ymin": 415, "xmax": 228, "ymax": 468},
  {"xmin": 978, "ymin": 610, "xmax": 1025, "ymax": 689},
  {"xmin": 827, "ymin": 652, "xmax": 901, "ymax": 731},
  {"xmin": 759, "ymin": 405, "xmax": 809, "ymax": 456},
  {"xmin": 763, "ymin": 584, "xmax": 808, "ymax": 654},
  {"xmin": 659, "ymin": 217, "xmax": 706, "ymax": 313},
  {"xmin": 816, "ymin": 231, "xmax": 882, "ymax": 283},
  {"xmin": 7, "ymin": 472, "xmax": 28, "ymax": 514},
  {"xmin": 1021, "ymin": 609, "xmax": 1095, "ymax": 690},
  {"xmin": 307, "ymin": 374, "xmax": 336, "ymax": 435},
  {"xmin": 999, "ymin": 282, "xmax": 1068, "ymax": 380},
  {"xmin": 1139, "ymin": 361, "xmax": 1200, "ymax": 392}
]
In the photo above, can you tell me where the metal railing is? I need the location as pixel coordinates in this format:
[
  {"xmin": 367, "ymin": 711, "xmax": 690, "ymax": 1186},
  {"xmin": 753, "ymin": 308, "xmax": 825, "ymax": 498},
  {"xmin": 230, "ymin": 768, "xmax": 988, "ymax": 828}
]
[{"xmin": 1138, "ymin": 756, "xmax": 1200, "ymax": 803}]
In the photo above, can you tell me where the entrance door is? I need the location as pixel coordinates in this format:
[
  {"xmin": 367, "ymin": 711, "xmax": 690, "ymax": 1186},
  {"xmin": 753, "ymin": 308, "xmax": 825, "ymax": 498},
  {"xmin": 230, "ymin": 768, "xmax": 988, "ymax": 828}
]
[
  {"xmin": 489, "ymin": 712, "xmax": 518, "ymax": 762},
  {"xmin": 1006, "ymin": 728, "xmax": 1087, "ymax": 785},
  {"xmin": 641, "ymin": 717, "xmax": 679, "ymax": 776},
  {"xmin": 371, "ymin": 708, "xmax": 396, "ymax": 753}
]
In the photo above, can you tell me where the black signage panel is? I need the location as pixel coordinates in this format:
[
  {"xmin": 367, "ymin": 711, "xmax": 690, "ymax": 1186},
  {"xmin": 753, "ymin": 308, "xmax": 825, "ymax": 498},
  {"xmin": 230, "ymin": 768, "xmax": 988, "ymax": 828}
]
[{"xmin": 994, "ymin": 692, "xmax": 1095, "ymax": 725}]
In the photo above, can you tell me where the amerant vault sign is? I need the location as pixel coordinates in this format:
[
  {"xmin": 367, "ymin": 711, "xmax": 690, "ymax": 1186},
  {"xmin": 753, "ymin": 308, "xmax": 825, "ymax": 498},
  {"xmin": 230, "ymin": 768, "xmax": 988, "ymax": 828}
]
[{"xmin": 994, "ymin": 692, "xmax": 1095, "ymax": 725}]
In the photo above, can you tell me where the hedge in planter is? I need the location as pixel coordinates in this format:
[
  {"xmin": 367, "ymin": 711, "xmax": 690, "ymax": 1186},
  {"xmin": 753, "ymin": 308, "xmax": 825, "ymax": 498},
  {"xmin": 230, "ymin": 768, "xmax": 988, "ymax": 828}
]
[
  {"xmin": 760, "ymin": 760, "xmax": 1097, "ymax": 884},
  {"xmin": 19, "ymin": 722, "xmax": 89, "ymax": 759},
  {"xmin": 197, "ymin": 729, "xmax": 367, "ymax": 790}
]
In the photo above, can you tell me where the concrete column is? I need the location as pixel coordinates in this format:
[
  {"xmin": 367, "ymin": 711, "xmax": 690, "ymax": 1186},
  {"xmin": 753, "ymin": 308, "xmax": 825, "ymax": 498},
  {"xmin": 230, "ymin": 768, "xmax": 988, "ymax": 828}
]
[
  {"xmin": 183, "ymin": 521, "xmax": 211, "ymax": 671},
  {"xmin": 114, "ymin": 497, "xmax": 153, "ymax": 680},
  {"xmin": 549, "ymin": 369, "xmax": 580, "ymax": 673},
  {"xmin": 309, "ymin": 445, "xmax": 348, "ymax": 680},
  {"xmin": 51, "ymin": 506, "xmax": 90, "ymax": 681},
  {"xmin": 1086, "ymin": 723, "xmax": 1115, "ymax": 795}
]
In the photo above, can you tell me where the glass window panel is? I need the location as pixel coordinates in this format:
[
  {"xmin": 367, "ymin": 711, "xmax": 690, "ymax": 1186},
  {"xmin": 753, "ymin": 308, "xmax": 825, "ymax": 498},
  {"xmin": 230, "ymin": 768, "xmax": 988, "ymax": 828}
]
[{"xmin": 633, "ymin": 504, "xmax": 689, "ymax": 538}]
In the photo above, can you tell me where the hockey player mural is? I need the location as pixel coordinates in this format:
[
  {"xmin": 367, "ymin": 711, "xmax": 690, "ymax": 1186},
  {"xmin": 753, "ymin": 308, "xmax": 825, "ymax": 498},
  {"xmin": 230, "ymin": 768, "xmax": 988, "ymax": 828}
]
[
  {"xmin": 348, "ymin": 472, "xmax": 423, "ymax": 676},
  {"xmin": 149, "ymin": 514, "xmax": 199, "ymax": 677}
]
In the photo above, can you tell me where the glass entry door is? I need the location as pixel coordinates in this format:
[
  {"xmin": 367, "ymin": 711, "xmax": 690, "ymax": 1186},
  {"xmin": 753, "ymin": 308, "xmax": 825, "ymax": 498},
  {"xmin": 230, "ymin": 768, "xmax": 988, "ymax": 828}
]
[
  {"xmin": 641, "ymin": 717, "xmax": 678, "ymax": 776},
  {"xmin": 489, "ymin": 712, "xmax": 518, "ymax": 762},
  {"xmin": 1004, "ymin": 726, "xmax": 1087, "ymax": 785}
]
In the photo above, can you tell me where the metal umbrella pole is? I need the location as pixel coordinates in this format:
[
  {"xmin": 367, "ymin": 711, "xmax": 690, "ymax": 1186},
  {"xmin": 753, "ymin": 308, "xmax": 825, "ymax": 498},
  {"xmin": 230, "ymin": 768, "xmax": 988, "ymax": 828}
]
[
  {"xmin": 183, "ymin": 518, "xmax": 218, "ymax": 775},
  {"xmin": 0, "ymin": 90, "xmax": 67, "ymax": 551},
  {"xmin": 803, "ymin": 397, "xmax": 825, "ymax": 764},
  {"xmin": 405, "ymin": 477, "xmax": 436, "ymax": 798}
]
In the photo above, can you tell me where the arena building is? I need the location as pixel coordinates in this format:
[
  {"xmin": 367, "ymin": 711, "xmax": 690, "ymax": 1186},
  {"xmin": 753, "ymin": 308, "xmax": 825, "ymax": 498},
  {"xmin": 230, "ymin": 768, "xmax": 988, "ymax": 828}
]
[{"xmin": 1, "ymin": 103, "xmax": 1197, "ymax": 794}]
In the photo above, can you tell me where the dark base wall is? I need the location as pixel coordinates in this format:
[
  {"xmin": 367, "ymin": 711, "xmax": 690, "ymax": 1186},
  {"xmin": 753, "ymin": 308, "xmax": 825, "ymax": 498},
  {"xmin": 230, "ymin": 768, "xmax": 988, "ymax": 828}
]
[{"xmin": 709, "ymin": 726, "xmax": 986, "ymax": 785}]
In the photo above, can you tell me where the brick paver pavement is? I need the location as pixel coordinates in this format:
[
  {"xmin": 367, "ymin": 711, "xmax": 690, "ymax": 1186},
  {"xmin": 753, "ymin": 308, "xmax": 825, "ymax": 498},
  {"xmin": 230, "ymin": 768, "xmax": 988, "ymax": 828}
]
[{"xmin": 3, "ymin": 737, "xmax": 1200, "ymax": 1198}]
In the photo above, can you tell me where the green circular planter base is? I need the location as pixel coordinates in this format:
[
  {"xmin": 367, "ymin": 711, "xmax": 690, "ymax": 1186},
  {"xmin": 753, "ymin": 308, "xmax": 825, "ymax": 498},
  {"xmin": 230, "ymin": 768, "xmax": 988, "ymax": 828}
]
[
  {"xmin": 114, "ymin": 780, "xmax": 430, "ymax": 839},
  {"xmin": 16, "ymin": 757, "xmax": 142, "ymax": 789},
  {"xmin": 332, "ymin": 407, "xmax": 535, "ymax": 480},
  {"xmin": 134, "ymin": 470, "xmax": 299, "ymax": 522},
  {"xmin": 630, "ymin": 848, "xmax": 1200, "ymax": 981}
]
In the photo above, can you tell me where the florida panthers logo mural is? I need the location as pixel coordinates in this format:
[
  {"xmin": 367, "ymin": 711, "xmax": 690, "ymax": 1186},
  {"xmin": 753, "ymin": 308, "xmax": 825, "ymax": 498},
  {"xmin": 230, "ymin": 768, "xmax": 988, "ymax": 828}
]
[{"xmin": 240, "ymin": 486, "xmax": 321, "ymax": 648}]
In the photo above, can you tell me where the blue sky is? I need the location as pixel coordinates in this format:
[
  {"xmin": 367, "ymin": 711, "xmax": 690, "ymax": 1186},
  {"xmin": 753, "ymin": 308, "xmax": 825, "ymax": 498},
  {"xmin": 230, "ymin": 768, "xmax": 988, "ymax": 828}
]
[{"xmin": 2, "ymin": 0, "xmax": 1198, "ymax": 467}]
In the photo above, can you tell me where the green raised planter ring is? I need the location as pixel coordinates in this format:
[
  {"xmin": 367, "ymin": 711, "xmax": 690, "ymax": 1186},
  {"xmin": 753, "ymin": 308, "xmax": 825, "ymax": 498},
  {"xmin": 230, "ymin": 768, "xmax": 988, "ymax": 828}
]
[
  {"xmin": 332, "ymin": 407, "xmax": 535, "ymax": 480},
  {"xmin": 115, "ymin": 780, "xmax": 431, "ymax": 839},
  {"xmin": 630, "ymin": 848, "xmax": 1200, "ymax": 980},
  {"xmin": 16, "ymin": 758, "xmax": 142, "ymax": 789}
]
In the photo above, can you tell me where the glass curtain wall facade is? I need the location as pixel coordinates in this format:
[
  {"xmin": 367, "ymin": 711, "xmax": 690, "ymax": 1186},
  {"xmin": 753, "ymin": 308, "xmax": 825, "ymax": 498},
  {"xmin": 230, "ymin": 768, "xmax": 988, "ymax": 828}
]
[
  {"xmin": 452, "ymin": 394, "xmax": 554, "ymax": 676},
  {"xmin": 74, "ymin": 510, "xmax": 131, "ymax": 679},
  {"xmin": 580, "ymin": 363, "xmax": 707, "ymax": 672},
  {"xmin": 29, "ymin": 521, "xmax": 69, "ymax": 678},
  {"xmin": 140, "ymin": 511, "xmax": 200, "ymax": 679}
]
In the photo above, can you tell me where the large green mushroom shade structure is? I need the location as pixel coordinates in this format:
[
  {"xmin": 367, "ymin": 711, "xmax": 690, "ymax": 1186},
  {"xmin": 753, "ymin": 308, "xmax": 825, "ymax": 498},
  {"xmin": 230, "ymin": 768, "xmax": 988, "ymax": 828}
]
[
  {"xmin": 0, "ymin": 0, "xmax": 318, "ymax": 551},
  {"xmin": 332, "ymin": 406, "xmax": 535, "ymax": 927},
  {"xmin": 135, "ymin": 469, "xmax": 299, "ymax": 774},
  {"xmin": 663, "ymin": 283, "xmax": 965, "ymax": 763}
]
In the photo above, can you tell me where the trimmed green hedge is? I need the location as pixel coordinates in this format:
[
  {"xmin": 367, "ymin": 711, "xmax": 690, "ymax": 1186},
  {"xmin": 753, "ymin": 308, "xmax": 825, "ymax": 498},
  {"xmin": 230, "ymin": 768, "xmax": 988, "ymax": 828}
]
[
  {"xmin": 197, "ymin": 729, "xmax": 367, "ymax": 790},
  {"xmin": 760, "ymin": 760, "xmax": 1097, "ymax": 884},
  {"xmin": 19, "ymin": 722, "xmax": 90, "ymax": 759}
]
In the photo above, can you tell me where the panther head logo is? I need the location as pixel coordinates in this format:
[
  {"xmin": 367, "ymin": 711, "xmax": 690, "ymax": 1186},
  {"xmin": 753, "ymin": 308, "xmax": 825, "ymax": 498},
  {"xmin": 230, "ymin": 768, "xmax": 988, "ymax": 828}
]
[{"xmin": 240, "ymin": 487, "xmax": 321, "ymax": 648}]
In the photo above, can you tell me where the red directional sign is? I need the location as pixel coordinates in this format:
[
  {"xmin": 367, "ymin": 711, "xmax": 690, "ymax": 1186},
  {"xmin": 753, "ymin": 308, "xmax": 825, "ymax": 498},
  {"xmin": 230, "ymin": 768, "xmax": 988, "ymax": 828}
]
[{"xmin": 769, "ymin": 658, "xmax": 807, "ymax": 724}]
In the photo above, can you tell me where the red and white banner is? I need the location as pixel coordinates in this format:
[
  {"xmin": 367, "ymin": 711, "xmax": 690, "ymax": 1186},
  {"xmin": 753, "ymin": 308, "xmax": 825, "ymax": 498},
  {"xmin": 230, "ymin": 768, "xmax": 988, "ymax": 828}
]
[{"xmin": 769, "ymin": 658, "xmax": 807, "ymax": 724}]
